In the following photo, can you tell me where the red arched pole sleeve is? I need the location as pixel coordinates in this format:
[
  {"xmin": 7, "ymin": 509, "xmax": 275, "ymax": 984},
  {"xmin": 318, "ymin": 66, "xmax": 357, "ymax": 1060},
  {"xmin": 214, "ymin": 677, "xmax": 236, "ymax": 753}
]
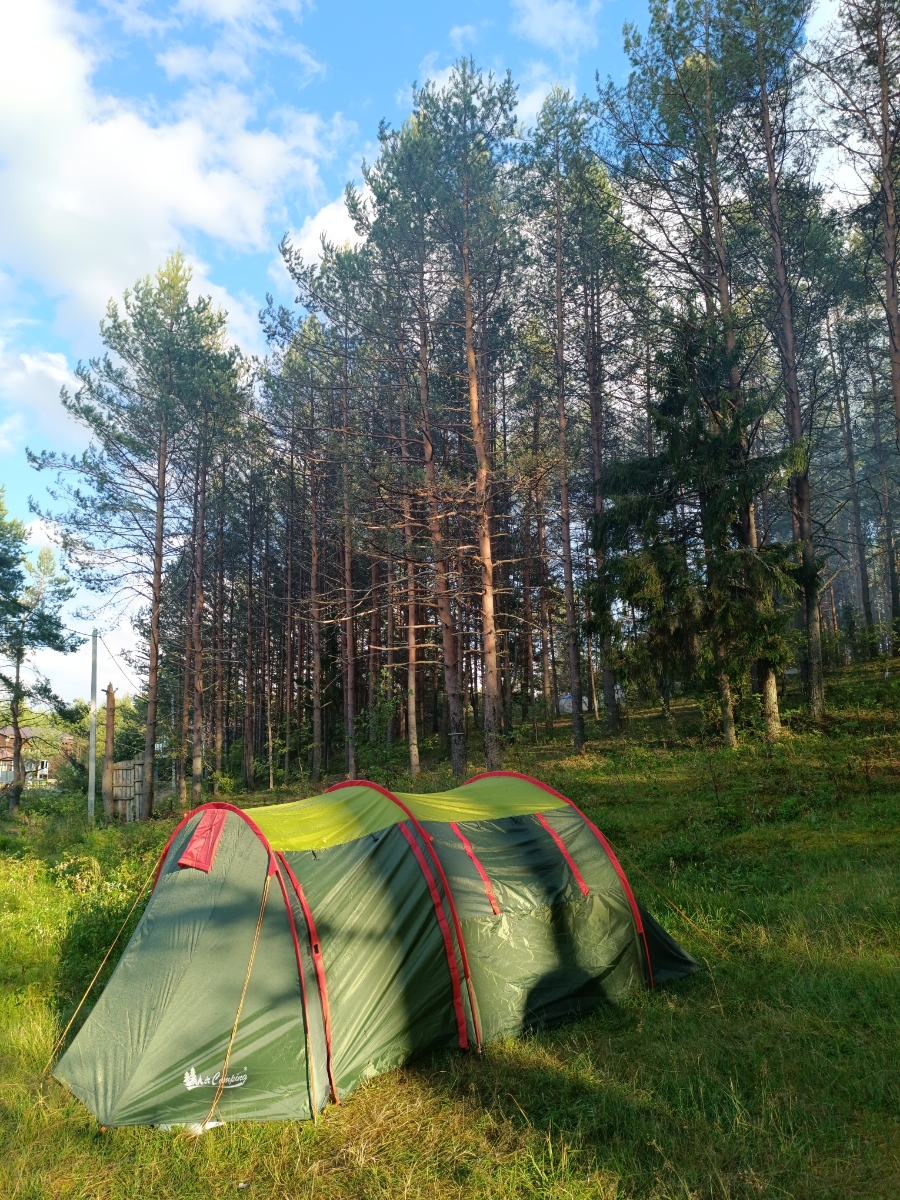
[
  {"xmin": 276, "ymin": 852, "xmax": 340, "ymax": 1105},
  {"xmin": 273, "ymin": 866, "xmax": 318, "ymax": 1116},
  {"xmin": 326, "ymin": 780, "xmax": 482, "ymax": 1047},
  {"xmin": 450, "ymin": 821, "xmax": 501, "ymax": 915},
  {"xmin": 153, "ymin": 810, "xmax": 198, "ymax": 888},
  {"xmin": 152, "ymin": 801, "xmax": 277, "ymax": 889},
  {"xmin": 535, "ymin": 813, "xmax": 590, "ymax": 898},
  {"xmin": 152, "ymin": 804, "xmax": 331, "ymax": 1107},
  {"xmin": 465, "ymin": 772, "xmax": 654, "ymax": 989},
  {"xmin": 398, "ymin": 824, "xmax": 468, "ymax": 1049}
]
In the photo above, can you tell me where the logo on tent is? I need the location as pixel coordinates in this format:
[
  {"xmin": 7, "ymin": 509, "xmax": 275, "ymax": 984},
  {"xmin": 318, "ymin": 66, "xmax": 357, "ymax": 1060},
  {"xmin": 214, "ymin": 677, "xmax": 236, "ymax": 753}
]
[{"xmin": 183, "ymin": 1067, "xmax": 248, "ymax": 1090}]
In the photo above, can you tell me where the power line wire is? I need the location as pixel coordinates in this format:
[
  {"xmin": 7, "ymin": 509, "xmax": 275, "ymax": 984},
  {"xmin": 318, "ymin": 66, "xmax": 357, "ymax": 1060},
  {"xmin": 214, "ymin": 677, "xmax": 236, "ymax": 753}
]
[{"xmin": 98, "ymin": 634, "xmax": 143, "ymax": 695}]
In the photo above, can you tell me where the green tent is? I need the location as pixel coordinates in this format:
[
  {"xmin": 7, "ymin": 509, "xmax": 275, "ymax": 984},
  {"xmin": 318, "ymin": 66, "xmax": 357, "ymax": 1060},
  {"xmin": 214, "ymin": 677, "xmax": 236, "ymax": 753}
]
[{"xmin": 54, "ymin": 772, "xmax": 697, "ymax": 1128}]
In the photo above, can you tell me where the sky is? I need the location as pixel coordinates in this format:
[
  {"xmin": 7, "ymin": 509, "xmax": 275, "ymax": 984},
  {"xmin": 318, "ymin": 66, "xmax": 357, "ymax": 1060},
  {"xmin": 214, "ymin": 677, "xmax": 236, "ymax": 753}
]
[
  {"xmin": 0, "ymin": 0, "xmax": 648, "ymax": 701},
  {"xmin": 0, "ymin": 0, "xmax": 842, "ymax": 705}
]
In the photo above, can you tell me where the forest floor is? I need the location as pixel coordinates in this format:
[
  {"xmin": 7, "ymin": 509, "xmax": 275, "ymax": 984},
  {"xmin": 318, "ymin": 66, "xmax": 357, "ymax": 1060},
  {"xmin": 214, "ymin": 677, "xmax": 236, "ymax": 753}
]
[{"xmin": 1, "ymin": 663, "xmax": 899, "ymax": 1199}]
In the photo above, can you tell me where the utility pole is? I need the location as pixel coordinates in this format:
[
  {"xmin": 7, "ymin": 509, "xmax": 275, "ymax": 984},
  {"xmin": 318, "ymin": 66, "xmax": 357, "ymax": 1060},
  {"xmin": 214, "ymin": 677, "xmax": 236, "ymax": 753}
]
[
  {"xmin": 102, "ymin": 683, "xmax": 115, "ymax": 821},
  {"xmin": 88, "ymin": 629, "xmax": 97, "ymax": 822}
]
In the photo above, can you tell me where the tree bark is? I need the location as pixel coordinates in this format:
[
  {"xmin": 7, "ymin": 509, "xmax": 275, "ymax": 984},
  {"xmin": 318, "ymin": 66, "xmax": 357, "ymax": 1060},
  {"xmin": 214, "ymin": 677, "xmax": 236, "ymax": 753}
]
[
  {"xmin": 178, "ymin": 603, "xmax": 192, "ymax": 808},
  {"xmin": 284, "ymin": 454, "xmax": 294, "ymax": 781},
  {"xmin": 462, "ymin": 219, "xmax": 503, "ymax": 769},
  {"xmin": 417, "ymin": 287, "xmax": 466, "ymax": 776},
  {"xmin": 386, "ymin": 554, "xmax": 396, "ymax": 746},
  {"xmin": 368, "ymin": 560, "xmax": 379, "ymax": 742},
  {"xmin": 867, "ymin": 334, "xmax": 900, "ymax": 649},
  {"xmin": 829, "ymin": 312, "xmax": 874, "ymax": 631},
  {"xmin": 214, "ymin": 463, "xmax": 225, "ymax": 788},
  {"xmin": 537, "ymin": 500, "xmax": 554, "ymax": 735},
  {"xmin": 191, "ymin": 452, "xmax": 207, "ymax": 806},
  {"xmin": 341, "ymin": 329, "xmax": 357, "ymax": 778},
  {"xmin": 585, "ymin": 294, "xmax": 618, "ymax": 733},
  {"xmin": 865, "ymin": 0, "xmax": 900, "ymax": 449},
  {"xmin": 140, "ymin": 421, "xmax": 167, "ymax": 820},
  {"xmin": 8, "ymin": 655, "xmax": 24, "ymax": 813},
  {"xmin": 242, "ymin": 497, "xmax": 255, "ymax": 791},
  {"xmin": 522, "ymin": 506, "xmax": 535, "ymax": 723},
  {"xmin": 398, "ymin": 384, "xmax": 420, "ymax": 776},
  {"xmin": 553, "ymin": 135, "xmax": 585, "ymax": 751},
  {"xmin": 263, "ymin": 519, "xmax": 274, "ymax": 791},
  {"xmin": 752, "ymin": 5, "xmax": 824, "ymax": 717},
  {"xmin": 309, "ymin": 450, "xmax": 322, "ymax": 783},
  {"xmin": 716, "ymin": 650, "xmax": 737, "ymax": 749}
]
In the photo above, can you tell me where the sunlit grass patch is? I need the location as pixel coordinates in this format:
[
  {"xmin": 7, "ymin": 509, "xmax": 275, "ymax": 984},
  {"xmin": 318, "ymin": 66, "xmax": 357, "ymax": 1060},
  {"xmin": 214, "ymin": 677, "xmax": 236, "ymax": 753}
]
[{"xmin": 2, "ymin": 665, "xmax": 899, "ymax": 1198}]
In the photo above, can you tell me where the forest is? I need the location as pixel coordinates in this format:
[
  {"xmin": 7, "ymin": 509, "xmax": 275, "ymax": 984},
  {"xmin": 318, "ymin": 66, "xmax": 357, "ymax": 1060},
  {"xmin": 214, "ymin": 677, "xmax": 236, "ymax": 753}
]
[{"xmin": 13, "ymin": 0, "xmax": 900, "ymax": 816}]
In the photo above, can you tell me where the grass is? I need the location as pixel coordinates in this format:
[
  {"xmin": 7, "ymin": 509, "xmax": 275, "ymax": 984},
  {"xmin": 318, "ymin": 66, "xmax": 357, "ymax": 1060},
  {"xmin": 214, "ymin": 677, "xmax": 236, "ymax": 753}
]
[{"xmin": 2, "ymin": 664, "xmax": 899, "ymax": 1198}]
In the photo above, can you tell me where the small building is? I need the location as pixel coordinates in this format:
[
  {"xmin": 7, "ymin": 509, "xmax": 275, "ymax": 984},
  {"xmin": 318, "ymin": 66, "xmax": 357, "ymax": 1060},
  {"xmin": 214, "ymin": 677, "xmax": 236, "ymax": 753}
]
[{"xmin": 0, "ymin": 727, "xmax": 64, "ymax": 785}]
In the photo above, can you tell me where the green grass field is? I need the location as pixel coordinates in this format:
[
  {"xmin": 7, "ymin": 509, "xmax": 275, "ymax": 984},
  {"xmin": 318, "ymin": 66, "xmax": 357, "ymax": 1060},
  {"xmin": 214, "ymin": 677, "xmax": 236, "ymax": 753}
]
[{"xmin": 2, "ymin": 666, "xmax": 899, "ymax": 1199}]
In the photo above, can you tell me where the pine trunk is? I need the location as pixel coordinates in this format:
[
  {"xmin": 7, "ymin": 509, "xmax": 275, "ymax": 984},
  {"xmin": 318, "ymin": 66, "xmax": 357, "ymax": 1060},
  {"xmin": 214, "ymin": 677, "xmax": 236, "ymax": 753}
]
[
  {"xmin": 8, "ymin": 656, "xmax": 24, "ymax": 813},
  {"xmin": 310, "ymin": 458, "xmax": 322, "ymax": 783},
  {"xmin": 243, "ymin": 500, "xmax": 255, "ymax": 791},
  {"xmin": 368, "ymin": 561, "xmax": 379, "ymax": 742},
  {"xmin": 141, "ymin": 422, "xmax": 167, "ymax": 820},
  {"xmin": 585, "ymin": 298, "xmax": 618, "ymax": 733},
  {"xmin": 418, "ymin": 288, "xmax": 466, "ymax": 776},
  {"xmin": 553, "ymin": 140, "xmax": 584, "ymax": 751},
  {"xmin": 398, "ymin": 380, "xmax": 420, "ymax": 775},
  {"xmin": 753, "ymin": 12, "xmax": 824, "ymax": 717},
  {"xmin": 867, "ymin": 337, "xmax": 900, "ymax": 649},
  {"xmin": 462, "ymin": 225, "xmax": 502, "ymax": 770},
  {"xmin": 191, "ymin": 453, "xmax": 207, "ymax": 806},
  {"xmin": 341, "ymin": 332, "xmax": 357, "ymax": 779},
  {"xmin": 829, "ymin": 313, "xmax": 874, "ymax": 631}
]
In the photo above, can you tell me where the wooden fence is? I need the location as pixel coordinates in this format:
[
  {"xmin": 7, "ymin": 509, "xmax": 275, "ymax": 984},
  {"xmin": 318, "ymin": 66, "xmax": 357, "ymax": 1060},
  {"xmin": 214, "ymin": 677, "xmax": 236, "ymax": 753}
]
[{"xmin": 112, "ymin": 755, "xmax": 143, "ymax": 822}]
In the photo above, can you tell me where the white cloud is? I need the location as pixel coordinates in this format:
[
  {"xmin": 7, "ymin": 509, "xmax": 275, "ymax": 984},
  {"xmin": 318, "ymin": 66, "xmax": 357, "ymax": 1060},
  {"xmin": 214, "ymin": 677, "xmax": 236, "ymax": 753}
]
[
  {"xmin": 100, "ymin": 0, "xmax": 175, "ymax": 38},
  {"xmin": 268, "ymin": 190, "xmax": 367, "ymax": 303},
  {"xmin": 159, "ymin": 40, "xmax": 254, "ymax": 80},
  {"xmin": 0, "ymin": 341, "xmax": 83, "ymax": 456},
  {"xmin": 516, "ymin": 61, "xmax": 574, "ymax": 125},
  {"xmin": 450, "ymin": 24, "xmax": 476, "ymax": 50},
  {"xmin": 25, "ymin": 517, "xmax": 58, "ymax": 549},
  {"xmin": 395, "ymin": 81, "xmax": 414, "ymax": 110},
  {"xmin": 158, "ymin": 24, "xmax": 323, "ymax": 85},
  {"xmin": 511, "ymin": 0, "xmax": 600, "ymax": 56},
  {"xmin": 0, "ymin": 414, "xmax": 24, "ymax": 455},
  {"xmin": 0, "ymin": 0, "xmax": 348, "ymax": 342},
  {"xmin": 418, "ymin": 52, "xmax": 456, "ymax": 91},
  {"xmin": 177, "ymin": 0, "xmax": 304, "ymax": 25},
  {"xmin": 807, "ymin": 0, "xmax": 839, "ymax": 39},
  {"xmin": 288, "ymin": 192, "xmax": 364, "ymax": 262}
]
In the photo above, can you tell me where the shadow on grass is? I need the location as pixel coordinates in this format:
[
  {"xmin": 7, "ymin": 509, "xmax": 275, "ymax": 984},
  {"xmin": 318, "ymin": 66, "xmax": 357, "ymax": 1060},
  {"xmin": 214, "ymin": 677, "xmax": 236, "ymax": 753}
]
[{"xmin": 407, "ymin": 944, "xmax": 899, "ymax": 1199}]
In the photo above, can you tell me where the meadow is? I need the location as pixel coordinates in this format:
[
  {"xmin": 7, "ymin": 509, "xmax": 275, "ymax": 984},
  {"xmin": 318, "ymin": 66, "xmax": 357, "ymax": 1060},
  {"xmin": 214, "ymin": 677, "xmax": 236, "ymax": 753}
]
[{"xmin": 2, "ymin": 666, "xmax": 899, "ymax": 1199}]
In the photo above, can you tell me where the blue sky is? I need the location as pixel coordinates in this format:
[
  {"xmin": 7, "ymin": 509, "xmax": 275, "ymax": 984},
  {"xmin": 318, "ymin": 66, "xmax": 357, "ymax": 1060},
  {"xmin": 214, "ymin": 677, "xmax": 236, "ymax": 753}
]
[{"xmin": 0, "ymin": 0, "xmax": 642, "ymax": 697}]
